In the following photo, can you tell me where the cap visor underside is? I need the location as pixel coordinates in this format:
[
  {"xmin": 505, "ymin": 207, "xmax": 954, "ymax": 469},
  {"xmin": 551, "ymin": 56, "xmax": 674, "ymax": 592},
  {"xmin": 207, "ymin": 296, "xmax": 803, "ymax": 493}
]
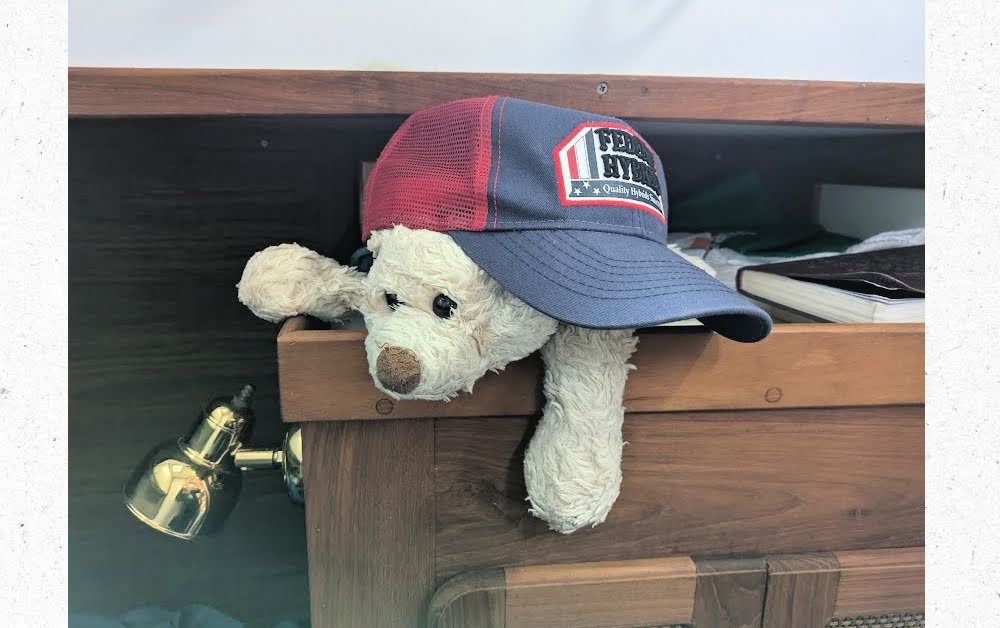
[{"xmin": 450, "ymin": 229, "xmax": 772, "ymax": 342}]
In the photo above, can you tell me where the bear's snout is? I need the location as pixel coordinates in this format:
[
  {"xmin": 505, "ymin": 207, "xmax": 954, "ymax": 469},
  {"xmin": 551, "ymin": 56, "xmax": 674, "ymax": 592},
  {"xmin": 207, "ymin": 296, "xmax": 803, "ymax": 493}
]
[{"xmin": 375, "ymin": 346, "xmax": 421, "ymax": 394}]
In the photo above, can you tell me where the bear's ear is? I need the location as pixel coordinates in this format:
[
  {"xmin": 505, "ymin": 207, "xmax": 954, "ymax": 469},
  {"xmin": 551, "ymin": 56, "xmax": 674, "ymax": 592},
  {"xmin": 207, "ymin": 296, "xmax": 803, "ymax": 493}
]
[
  {"xmin": 237, "ymin": 243, "xmax": 365, "ymax": 323},
  {"xmin": 522, "ymin": 325, "xmax": 638, "ymax": 533}
]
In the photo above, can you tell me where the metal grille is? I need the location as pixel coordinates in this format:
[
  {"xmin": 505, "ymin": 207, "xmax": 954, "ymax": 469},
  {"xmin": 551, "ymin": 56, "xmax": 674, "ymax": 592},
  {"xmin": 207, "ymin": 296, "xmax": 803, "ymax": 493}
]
[{"xmin": 827, "ymin": 612, "xmax": 925, "ymax": 627}]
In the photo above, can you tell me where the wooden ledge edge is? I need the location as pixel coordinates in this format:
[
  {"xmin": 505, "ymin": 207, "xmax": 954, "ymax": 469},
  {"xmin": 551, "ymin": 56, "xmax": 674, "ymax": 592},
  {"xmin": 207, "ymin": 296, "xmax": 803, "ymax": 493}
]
[
  {"xmin": 427, "ymin": 569, "xmax": 506, "ymax": 628},
  {"xmin": 70, "ymin": 68, "xmax": 924, "ymax": 126}
]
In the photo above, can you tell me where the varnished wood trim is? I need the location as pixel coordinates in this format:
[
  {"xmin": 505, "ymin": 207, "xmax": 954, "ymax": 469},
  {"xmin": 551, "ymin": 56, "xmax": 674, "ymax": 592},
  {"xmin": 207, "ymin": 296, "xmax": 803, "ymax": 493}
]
[
  {"xmin": 693, "ymin": 557, "xmax": 768, "ymax": 628},
  {"xmin": 428, "ymin": 557, "xmax": 777, "ymax": 628},
  {"xmin": 302, "ymin": 420, "xmax": 435, "ymax": 628},
  {"xmin": 504, "ymin": 557, "xmax": 697, "ymax": 628},
  {"xmin": 427, "ymin": 570, "xmax": 506, "ymax": 628},
  {"xmin": 832, "ymin": 547, "xmax": 924, "ymax": 617},
  {"xmin": 762, "ymin": 553, "xmax": 841, "ymax": 628},
  {"xmin": 69, "ymin": 68, "xmax": 924, "ymax": 126},
  {"xmin": 278, "ymin": 323, "xmax": 925, "ymax": 422}
]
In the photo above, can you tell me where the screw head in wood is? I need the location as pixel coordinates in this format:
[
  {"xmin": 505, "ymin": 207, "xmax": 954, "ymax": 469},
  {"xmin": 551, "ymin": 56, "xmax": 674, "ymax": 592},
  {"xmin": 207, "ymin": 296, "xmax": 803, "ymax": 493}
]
[
  {"xmin": 597, "ymin": 82, "xmax": 608, "ymax": 95},
  {"xmin": 375, "ymin": 398, "xmax": 394, "ymax": 415},
  {"xmin": 765, "ymin": 387, "xmax": 783, "ymax": 403}
]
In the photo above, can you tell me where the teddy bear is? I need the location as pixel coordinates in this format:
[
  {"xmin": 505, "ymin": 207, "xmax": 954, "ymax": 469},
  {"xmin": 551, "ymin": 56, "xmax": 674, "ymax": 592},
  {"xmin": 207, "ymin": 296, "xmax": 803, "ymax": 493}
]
[{"xmin": 237, "ymin": 96, "xmax": 771, "ymax": 533}]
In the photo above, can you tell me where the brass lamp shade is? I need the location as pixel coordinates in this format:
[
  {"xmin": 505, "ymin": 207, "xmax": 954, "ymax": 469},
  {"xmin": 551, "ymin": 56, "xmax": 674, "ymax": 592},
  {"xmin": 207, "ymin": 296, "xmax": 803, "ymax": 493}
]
[{"xmin": 123, "ymin": 385, "xmax": 304, "ymax": 540}]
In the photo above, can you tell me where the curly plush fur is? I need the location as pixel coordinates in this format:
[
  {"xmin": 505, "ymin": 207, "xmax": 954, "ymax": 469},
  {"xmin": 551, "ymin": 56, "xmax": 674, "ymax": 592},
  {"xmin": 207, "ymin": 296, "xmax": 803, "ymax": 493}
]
[{"xmin": 238, "ymin": 225, "xmax": 637, "ymax": 533}]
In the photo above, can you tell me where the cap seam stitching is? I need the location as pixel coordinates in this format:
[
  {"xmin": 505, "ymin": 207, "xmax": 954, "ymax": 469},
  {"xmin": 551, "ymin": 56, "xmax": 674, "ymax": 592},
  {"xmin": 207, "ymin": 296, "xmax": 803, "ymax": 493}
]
[
  {"xmin": 532, "ymin": 232, "xmax": 712, "ymax": 273},
  {"xmin": 491, "ymin": 96, "xmax": 510, "ymax": 229},
  {"xmin": 492, "ymin": 235, "xmax": 738, "ymax": 297}
]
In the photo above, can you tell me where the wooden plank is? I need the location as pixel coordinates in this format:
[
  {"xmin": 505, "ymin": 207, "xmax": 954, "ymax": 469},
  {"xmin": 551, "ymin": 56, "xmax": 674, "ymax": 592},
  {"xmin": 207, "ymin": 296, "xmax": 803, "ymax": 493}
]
[
  {"xmin": 427, "ymin": 557, "xmax": 772, "ymax": 627},
  {"xmin": 428, "ymin": 570, "xmax": 506, "ymax": 628},
  {"xmin": 278, "ymin": 322, "xmax": 924, "ymax": 422},
  {"xmin": 434, "ymin": 406, "xmax": 923, "ymax": 580},
  {"xmin": 692, "ymin": 557, "xmax": 768, "ymax": 628},
  {"xmin": 503, "ymin": 557, "xmax": 697, "ymax": 628},
  {"xmin": 832, "ymin": 547, "xmax": 924, "ymax": 618},
  {"xmin": 69, "ymin": 68, "xmax": 924, "ymax": 126},
  {"xmin": 761, "ymin": 553, "xmax": 841, "ymax": 628},
  {"xmin": 302, "ymin": 420, "xmax": 435, "ymax": 627}
]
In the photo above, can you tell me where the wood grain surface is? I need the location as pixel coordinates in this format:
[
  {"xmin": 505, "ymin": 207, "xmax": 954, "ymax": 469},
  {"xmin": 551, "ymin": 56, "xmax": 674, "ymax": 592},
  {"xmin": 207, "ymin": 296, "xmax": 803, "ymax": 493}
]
[
  {"xmin": 503, "ymin": 557, "xmax": 697, "ymax": 628},
  {"xmin": 433, "ymin": 406, "xmax": 923, "ymax": 580},
  {"xmin": 427, "ymin": 556, "xmax": 772, "ymax": 628},
  {"xmin": 428, "ymin": 570, "xmax": 507, "ymax": 628},
  {"xmin": 761, "ymin": 553, "xmax": 841, "ymax": 628},
  {"xmin": 692, "ymin": 557, "xmax": 768, "ymax": 628},
  {"xmin": 302, "ymin": 420, "xmax": 436, "ymax": 628},
  {"xmin": 69, "ymin": 68, "xmax": 924, "ymax": 126},
  {"xmin": 278, "ymin": 322, "xmax": 925, "ymax": 422},
  {"xmin": 832, "ymin": 547, "xmax": 924, "ymax": 617}
]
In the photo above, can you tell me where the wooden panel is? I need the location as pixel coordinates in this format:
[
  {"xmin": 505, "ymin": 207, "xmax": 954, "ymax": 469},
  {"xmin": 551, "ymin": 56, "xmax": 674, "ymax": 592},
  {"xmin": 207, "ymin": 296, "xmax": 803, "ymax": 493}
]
[
  {"xmin": 69, "ymin": 68, "xmax": 924, "ymax": 127},
  {"xmin": 69, "ymin": 117, "xmax": 367, "ymax": 624},
  {"xmin": 504, "ymin": 557, "xmax": 697, "ymax": 628},
  {"xmin": 832, "ymin": 548, "xmax": 924, "ymax": 617},
  {"xmin": 434, "ymin": 406, "xmax": 923, "ymax": 580},
  {"xmin": 762, "ymin": 554, "xmax": 841, "ymax": 628},
  {"xmin": 427, "ymin": 556, "xmax": 770, "ymax": 628},
  {"xmin": 428, "ymin": 570, "xmax": 506, "ymax": 628},
  {"xmin": 692, "ymin": 557, "xmax": 768, "ymax": 628},
  {"xmin": 278, "ymin": 322, "xmax": 925, "ymax": 422},
  {"xmin": 302, "ymin": 420, "xmax": 435, "ymax": 628}
]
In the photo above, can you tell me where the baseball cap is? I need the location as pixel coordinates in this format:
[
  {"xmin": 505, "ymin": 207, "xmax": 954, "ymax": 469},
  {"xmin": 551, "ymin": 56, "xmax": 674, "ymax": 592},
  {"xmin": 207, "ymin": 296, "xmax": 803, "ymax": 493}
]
[{"xmin": 362, "ymin": 96, "xmax": 772, "ymax": 342}]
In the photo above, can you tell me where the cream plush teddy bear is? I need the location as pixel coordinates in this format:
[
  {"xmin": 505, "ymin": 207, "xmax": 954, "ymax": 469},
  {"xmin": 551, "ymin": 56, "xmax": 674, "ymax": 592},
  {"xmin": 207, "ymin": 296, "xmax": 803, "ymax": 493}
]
[{"xmin": 238, "ymin": 97, "xmax": 771, "ymax": 533}]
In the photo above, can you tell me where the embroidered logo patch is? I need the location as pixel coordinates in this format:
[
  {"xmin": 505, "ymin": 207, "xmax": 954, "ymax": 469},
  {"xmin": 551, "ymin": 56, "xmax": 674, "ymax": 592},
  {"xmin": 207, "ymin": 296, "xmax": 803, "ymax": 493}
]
[{"xmin": 553, "ymin": 122, "xmax": 664, "ymax": 220}]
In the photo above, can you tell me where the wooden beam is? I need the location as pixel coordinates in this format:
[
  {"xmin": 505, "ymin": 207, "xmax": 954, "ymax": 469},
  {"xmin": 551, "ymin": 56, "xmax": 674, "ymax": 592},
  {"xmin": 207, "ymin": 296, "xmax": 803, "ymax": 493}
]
[
  {"xmin": 302, "ymin": 420, "xmax": 436, "ymax": 628},
  {"xmin": 69, "ymin": 68, "xmax": 924, "ymax": 126},
  {"xmin": 277, "ymin": 321, "xmax": 925, "ymax": 422}
]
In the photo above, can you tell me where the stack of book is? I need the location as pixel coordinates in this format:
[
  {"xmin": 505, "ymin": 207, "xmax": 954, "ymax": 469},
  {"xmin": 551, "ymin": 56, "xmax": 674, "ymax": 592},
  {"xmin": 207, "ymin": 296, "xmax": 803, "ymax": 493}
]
[{"xmin": 736, "ymin": 246, "xmax": 924, "ymax": 323}]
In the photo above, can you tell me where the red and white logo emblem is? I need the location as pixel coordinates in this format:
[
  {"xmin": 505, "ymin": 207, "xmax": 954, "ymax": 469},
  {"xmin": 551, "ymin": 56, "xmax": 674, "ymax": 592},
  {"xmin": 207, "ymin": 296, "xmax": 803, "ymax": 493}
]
[{"xmin": 553, "ymin": 122, "xmax": 664, "ymax": 221}]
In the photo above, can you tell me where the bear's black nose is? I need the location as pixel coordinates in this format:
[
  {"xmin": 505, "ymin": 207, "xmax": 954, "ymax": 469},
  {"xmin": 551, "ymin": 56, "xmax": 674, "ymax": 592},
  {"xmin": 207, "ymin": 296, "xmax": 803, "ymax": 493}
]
[{"xmin": 375, "ymin": 346, "xmax": 421, "ymax": 394}]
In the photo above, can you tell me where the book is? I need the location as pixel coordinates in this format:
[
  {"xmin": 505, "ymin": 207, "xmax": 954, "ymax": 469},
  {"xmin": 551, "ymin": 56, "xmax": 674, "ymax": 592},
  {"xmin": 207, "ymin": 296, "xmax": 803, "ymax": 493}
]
[{"xmin": 736, "ymin": 246, "xmax": 924, "ymax": 324}]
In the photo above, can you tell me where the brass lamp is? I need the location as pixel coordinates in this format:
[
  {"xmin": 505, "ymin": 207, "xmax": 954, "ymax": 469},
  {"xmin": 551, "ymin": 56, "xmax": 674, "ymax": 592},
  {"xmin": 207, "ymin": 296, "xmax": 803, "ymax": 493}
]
[{"xmin": 123, "ymin": 385, "xmax": 303, "ymax": 540}]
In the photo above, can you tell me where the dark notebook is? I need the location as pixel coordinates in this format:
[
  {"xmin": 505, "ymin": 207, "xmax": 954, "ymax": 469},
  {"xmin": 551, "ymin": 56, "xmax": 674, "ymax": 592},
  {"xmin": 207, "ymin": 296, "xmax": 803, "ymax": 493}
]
[{"xmin": 736, "ymin": 246, "xmax": 924, "ymax": 323}]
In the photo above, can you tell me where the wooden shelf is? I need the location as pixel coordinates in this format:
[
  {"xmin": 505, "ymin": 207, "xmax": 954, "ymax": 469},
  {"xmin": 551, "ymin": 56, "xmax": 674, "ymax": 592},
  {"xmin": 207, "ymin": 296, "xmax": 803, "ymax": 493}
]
[
  {"xmin": 69, "ymin": 68, "xmax": 924, "ymax": 126},
  {"xmin": 277, "ymin": 318, "xmax": 925, "ymax": 422}
]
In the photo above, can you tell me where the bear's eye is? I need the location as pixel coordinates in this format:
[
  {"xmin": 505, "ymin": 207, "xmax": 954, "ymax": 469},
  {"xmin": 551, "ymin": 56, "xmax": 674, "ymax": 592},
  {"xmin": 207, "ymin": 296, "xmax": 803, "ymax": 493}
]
[
  {"xmin": 432, "ymin": 294, "xmax": 457, "ymax": 319},
  {"xmin": 385, "ymin": 293, "xmax": 402, "ymax": 310}
]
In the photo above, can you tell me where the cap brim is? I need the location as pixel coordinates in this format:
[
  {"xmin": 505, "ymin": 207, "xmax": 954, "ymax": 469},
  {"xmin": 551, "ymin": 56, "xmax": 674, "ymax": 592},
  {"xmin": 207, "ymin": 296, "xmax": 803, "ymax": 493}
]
[{"xmin": 450, "ymin": 229, "xmax": 772, "ymax": 342}]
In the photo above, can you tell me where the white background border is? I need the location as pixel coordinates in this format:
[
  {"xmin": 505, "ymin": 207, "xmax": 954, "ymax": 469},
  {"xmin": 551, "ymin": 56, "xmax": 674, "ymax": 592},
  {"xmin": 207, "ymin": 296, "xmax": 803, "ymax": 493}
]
[
  {"xmin": 68, "ymin": 0, "xmax": 924, "ymax": 83},
  {"xmin": 926, "ymin": 0, "xmax": 1000, "ymax": 624},
  {"xmin": 1, "ymin": 0, "xmax": 68, "ymax": 625},
  {"xmin": 3, "ymin": 1, "xmax": 998, "ymax": 625}
]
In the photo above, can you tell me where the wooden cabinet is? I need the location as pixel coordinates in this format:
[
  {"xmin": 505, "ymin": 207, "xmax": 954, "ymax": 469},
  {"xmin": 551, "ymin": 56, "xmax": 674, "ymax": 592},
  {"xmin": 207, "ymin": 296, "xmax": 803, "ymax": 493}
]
[
  {"xmin": 281, "ymin": 317, "xmax": 923, "ymax": 627},
  {"xmin": 69, "ymin": 69, "xmax": 924, "ymax": 627}
]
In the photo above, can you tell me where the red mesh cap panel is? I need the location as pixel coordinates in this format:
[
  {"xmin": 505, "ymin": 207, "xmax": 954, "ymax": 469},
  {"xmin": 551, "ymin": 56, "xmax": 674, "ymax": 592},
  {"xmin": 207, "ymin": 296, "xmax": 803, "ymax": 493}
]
[{"xmin": 362, "ymin": 96, "xmax": 497, "ymax": 240}]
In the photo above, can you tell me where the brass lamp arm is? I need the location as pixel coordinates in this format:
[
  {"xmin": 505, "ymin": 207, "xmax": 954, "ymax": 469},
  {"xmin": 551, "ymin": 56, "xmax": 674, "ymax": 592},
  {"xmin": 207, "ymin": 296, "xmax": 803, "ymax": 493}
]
[{"xmin": 233, "ymin": 447, "xmax": 283, "ymax": 470}]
